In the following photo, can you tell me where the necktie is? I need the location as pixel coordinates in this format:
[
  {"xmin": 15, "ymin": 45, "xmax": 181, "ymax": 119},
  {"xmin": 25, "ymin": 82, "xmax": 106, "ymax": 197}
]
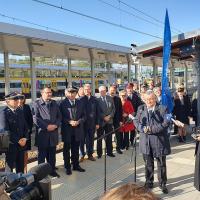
[
  {"xmin": 103, "ymin": 97, "xmax": 108, "ymax": 107},
  {"xmin": 71, "ymin": 100, "xmax": 76, "ymax": 119},
  {"xmin": 46, "ymin": 102, "xmax": 51, "ymax": 112},
  {"xmin": 148, "ymin": 110, "xmax": 153, "ymax": 121}
]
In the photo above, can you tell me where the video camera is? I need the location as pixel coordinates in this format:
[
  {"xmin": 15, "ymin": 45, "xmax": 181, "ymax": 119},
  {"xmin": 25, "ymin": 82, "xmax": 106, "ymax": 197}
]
[{"xmin": 0, "ymin": 163, "xmax": 52, "ymax": 200}]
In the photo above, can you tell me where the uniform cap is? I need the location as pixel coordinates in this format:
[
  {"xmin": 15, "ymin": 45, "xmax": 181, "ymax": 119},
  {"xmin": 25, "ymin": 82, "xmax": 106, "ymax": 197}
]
[
  {"xmin": 66, "ymin": 86, "xmax": 78, "ymax": 93},
  {"xmin": 4, "ymin": 92, "xmax": 24, "ymax": 100}
]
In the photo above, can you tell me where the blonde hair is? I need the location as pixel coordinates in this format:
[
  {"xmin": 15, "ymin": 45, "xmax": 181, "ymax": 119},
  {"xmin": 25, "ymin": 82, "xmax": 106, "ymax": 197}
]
[
  {"xmin": 100, "ymin": 183, "xmax": 158, "ymax": 200},
  {"xmin": 119, "ymin": 90, "xmax": 126, "ymax": 96}
]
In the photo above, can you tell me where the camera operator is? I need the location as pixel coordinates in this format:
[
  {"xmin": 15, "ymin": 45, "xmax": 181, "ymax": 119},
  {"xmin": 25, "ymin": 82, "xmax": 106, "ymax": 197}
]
[{"xmin": 2, "ymin": 92, "xmax": 29, "ymax": 173}]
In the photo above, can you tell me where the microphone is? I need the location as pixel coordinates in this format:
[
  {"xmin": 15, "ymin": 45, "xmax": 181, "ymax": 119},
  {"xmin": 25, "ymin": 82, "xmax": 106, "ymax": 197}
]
[
  {"xmin": 164, "ymin": 114, "xmax": 184, "ymax": 127},
  {"xmin": 28, "ymin": 163, "xmax": 52, "ymax": 182}
]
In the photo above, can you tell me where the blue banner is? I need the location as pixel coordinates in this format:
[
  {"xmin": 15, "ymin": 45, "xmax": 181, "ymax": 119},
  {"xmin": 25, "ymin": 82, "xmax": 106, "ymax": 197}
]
[{"xmin": 161, "ymin": 10, "xmax": 173, "ymax": 113}]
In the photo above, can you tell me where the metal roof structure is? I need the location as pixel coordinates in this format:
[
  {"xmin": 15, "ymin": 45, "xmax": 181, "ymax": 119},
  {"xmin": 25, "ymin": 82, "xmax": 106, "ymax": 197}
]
[
  {"xmin": 136, "ymin": 29, "xmax": 200, "ymax": 67},
  {"xmin": 0, "ymin": 22, "xmax": 134, "ymax": 64}
]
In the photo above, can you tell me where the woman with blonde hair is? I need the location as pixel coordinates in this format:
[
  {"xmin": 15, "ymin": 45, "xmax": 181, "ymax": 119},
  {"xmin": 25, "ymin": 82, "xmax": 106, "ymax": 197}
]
[
  {"xmin": 119, "ymin": 90, "xmax": 135, "ymax": 150},
  {"xmin": 100, "ymin": 183, "xmax": 159, "ymax": 200}
]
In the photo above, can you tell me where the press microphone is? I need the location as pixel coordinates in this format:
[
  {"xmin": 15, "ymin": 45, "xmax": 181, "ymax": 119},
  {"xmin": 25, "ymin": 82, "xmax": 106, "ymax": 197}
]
[{"xmin": 164, "ymin": 114, "xmax": 184, "ymax": 127}]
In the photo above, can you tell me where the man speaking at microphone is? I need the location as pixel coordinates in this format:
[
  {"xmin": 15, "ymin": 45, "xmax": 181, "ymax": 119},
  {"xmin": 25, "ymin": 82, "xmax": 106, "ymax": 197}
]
[{"xmin": 133, "ymin": 90, "xmax": 171, "ymax": 194}]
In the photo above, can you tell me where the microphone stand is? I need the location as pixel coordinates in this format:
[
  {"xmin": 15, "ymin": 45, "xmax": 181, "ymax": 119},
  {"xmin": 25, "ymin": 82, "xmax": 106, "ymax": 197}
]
[
  {"xmin": 94, "ymin": 119, "xmax": 133, "ymax": 193},
  {"xmin": 130, "ymin": 130, "xmax": 138, "ymax": 182}
]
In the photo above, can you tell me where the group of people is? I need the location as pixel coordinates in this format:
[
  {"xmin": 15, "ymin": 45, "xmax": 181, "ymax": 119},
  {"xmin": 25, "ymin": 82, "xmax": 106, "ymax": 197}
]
[{"xmin": 0, "ymin": 80, "xmax": 197, "ymax": 196}]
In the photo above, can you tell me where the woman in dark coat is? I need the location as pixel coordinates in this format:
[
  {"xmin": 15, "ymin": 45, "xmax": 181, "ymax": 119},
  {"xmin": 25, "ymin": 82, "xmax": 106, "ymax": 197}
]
[
  {"xmin": 173, "ymin": 87, "xmax": 191, "ymax": 142},
  {"xmin": 18, "ymin": 95, "xmax": 33, "ymax": 172}
]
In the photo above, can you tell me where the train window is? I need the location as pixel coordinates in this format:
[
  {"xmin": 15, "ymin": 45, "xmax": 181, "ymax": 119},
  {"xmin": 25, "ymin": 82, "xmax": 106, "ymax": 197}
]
[
  {"xmin": 10, "ymin": 82, "xmax": 22, "ymax": 88},
  {"xmin": 0, "ymin": 83, "xmax": 5, "ymax": 88},
  {"xmin": 57, "ymin": 82, "xmax": 65, "ymax": 86}
]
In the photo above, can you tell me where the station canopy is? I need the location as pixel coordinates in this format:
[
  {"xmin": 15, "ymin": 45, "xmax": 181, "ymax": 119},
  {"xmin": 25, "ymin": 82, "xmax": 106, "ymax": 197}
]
[
  {"xmin": 136, "ymin": 29, "xmax": 200, "ymax": 68},
  {"xmin": 0, "ymin": 22, "xmax": 134, "ymax": 64}
]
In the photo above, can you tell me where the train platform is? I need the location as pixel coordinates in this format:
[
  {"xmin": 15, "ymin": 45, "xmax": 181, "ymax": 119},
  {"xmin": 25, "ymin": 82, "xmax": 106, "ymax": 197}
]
[{"xmin": 26, "ymin": 134, "xmax": 200, "ymax": 200}]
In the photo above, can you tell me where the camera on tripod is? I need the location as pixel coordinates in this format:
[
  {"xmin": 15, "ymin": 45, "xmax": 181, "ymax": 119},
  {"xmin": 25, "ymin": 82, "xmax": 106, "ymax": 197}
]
[{"xmin": 0, "ymin": 163, "xmax": 52, "ymax": 200}]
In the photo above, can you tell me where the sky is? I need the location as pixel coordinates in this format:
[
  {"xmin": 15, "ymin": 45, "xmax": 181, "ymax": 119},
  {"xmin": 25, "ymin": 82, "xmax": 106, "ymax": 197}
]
[{"xmin": 0, "ymin": 0, "xmax": 200, "ymax": 47}]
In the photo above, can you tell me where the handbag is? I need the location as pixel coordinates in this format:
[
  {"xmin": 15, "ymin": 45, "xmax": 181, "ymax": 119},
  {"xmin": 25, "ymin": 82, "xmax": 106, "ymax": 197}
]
[{"xmin": 0, "ymin": 130, "xmax": 10, "ymax": 153}]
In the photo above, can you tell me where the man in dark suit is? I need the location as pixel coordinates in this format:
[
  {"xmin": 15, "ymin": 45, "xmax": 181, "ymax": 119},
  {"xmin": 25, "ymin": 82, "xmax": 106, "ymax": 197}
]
[
  {"xmin": 126, "ymin": 83, "xmax": 143, "ymax": 145},
  {"xmin": 109, "ymin": 86, "xmax": 123, "ymax": 154},
  {"xmin": 80, "ymin": 84, "xmax": 99, "ymax": 162},
  {"xmin": 2, "ymin": 92, "xmax": 28, "ymax": 173},
  {"xmin": 97, "ymin": 85, "xmax": 115, "ymax": 158},
  {"xmin": 133, "ymin": 90, "xmax": 171, "ymax": 194},
  {"xmin": 32, "ymin": 86, "xmax": 62, "ymax": 178},
  {"xmin": 60, "ymin": 87, "xmax": 86, "ymax": 175}
]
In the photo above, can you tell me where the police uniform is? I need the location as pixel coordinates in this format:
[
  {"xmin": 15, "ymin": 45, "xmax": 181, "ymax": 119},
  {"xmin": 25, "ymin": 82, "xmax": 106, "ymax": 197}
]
[{"xmin": 3, "ymin": 92, "xmax": 29, "ymax": 173}]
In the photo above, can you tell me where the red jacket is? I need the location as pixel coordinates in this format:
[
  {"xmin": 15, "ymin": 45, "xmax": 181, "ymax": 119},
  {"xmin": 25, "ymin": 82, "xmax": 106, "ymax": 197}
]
[{"xmin": 120, "ymin": 100, "xmax": 135, "ymax": 133}]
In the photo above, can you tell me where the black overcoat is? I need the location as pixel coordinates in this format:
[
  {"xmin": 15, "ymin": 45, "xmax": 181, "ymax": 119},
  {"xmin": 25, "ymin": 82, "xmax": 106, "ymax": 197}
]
[{"xmin": 60, "ymin": 98, "xmax": 86, "ymax": 143}]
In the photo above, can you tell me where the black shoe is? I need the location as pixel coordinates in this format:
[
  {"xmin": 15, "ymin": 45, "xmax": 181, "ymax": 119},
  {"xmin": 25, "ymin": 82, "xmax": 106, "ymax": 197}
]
[
  {"xmin": 126, "ymin": 147, "xmax": 129, "ymax": 150},
  {"xmin": 107, "ymin": 153, "xmax": 115, "ymax": 157},
  {"xmin": 159, "ymin": 184, "xmax": 168, "ymax": 194},
  {"xmin": 97, "ymin": 155, "xmax": 102, "ymax": 159},
  {"xmin": 144, "ymin": 182, "xmax": 154, "ymax": 189},
  {"xmin": 117, "ymin": 149, "xmax": 123, "ymax": 154},
  {"xmin": 55, "ymin": 167, "xmax": 59, "ymax": 170},
  {"xmin": 73, "ymin": 166, "xmax": 85, "ymax": 172},
  {"xmin": 66, "ymin": 168, "xmax": 72, "ymax": 175},
  {"xmin": 50, "ymin": 171, "xmax": 60, "ymax": 178}
]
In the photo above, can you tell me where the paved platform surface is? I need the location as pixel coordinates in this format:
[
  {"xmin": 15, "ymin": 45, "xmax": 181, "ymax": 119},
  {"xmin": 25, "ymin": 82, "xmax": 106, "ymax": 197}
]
[{"xmin": 27, "ymin": 135, "xmax": 200, "ymax": 200}]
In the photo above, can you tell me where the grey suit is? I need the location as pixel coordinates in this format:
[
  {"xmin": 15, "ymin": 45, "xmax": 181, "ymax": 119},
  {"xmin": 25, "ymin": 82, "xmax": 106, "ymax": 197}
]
[
  {"xmin": 96, "ymin": 95, "xmax": 115, "ymax": 157},
  {"xmin": 134, "ymin": 103, "xmax": 171, "ymax": 186},
  {"xmin": 32, "ymin": 98, "xmax": 62, "ymax": 170}
]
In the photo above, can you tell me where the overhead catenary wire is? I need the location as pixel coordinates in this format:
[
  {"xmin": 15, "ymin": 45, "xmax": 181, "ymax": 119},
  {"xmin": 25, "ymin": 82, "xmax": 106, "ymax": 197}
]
[
  {"xmin": 0, "ymin": 12, "xmax": 98, "ymax": 40},
  {"xmin": 97, "ymin": 0, "xmax": 179, "ymax": 34},
  {"xmin": 32, "ymin": 0, "xmax": 162, "ymax": 40},
  {"xmin": 118, "ymin": 0, "xmax": 182, "ymax": 33}
]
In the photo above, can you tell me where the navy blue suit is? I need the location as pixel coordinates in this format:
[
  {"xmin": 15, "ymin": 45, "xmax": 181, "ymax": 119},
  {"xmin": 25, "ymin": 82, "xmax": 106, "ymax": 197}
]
[
  {"xmin": 80, "ymin": 95, "xmax": 99, "ymax": 157},
  {"xmin": 60, "ymin": 98, "xmax": 86, "ymax": 169},
  {"xmin": 127, "ymin": 91, "xmax": 143, "ymax": 145},
  {"xmin": 21, "ymin": 104, "xmax": 33, "ymax": 150},
  {"xmin": 112, "ymin": 95, "xmax": 123, "ymax": 151},
  {"xmin": 3, "ymin": 107, "xmax": 28, "ymax": 173},
  {"xmin": 32, "ymin": 98, "xmax": 62, "ymax": 171}
]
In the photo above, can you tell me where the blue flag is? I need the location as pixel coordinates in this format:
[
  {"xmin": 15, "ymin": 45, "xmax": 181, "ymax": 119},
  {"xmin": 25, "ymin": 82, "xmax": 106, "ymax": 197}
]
[{"xmin": 161, "ymin": 10, "xmax": 173, "ymax": 113}]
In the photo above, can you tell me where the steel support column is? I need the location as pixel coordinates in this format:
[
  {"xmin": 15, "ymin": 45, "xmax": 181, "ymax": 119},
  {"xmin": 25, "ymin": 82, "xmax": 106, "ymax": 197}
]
[
  {"xmin": 30, "ymin": 51, "xmax": 36, "ymax": 101},
  {"xmin": 170, "ymin": 61, "xmax": 175, "ymax": 90},
  {"xmin": 195, "ymin": 42, "xmax": 200, "ymax": 126},
  {"xmin": 4, "ymin": 52, "xmax": 10, "ymax": 95},
  {"xmin": 89, "ymin": 49, "xmax": 95, "ymax": 95},
  {"xmin": 184, "ymin": 62, "xmax": 188, "ymax": 91},
  {"xmin": 127, "ymin": 54, "xmax": 131, "ymax": 83},
  {"xmin": 67, "ymin": 58, "xmax": 72, "ymax": 87}
]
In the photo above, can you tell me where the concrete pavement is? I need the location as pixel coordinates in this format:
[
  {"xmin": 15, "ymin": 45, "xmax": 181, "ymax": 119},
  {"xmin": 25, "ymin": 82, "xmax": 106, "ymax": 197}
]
[{"xmin": 27, "ymin": 135, "xmax": 200, "ymax": 200}]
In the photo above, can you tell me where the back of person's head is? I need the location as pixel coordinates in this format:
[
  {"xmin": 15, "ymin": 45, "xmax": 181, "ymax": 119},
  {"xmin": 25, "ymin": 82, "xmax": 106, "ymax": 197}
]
[{"xmin": 100, "ymin": 183, "xmax": 158, "ymax": 200}]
